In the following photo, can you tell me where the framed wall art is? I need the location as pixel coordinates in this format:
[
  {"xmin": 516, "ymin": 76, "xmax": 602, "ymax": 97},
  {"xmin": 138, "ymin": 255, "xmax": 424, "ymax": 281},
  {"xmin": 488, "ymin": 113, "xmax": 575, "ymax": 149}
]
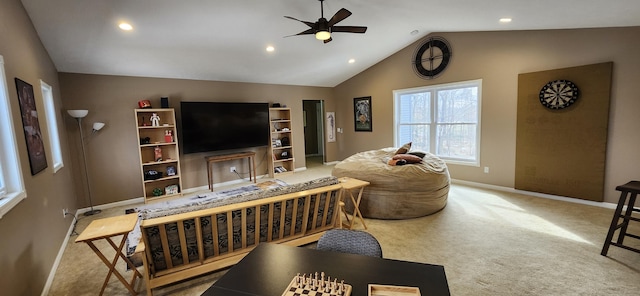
[
  {"xmin": 354, "ymin": 96, "xmax": 372, "ymax": 132},
  {"xmin": 15, "ymin": 78, "xmax": 48, "ymax": 175},
  {"xmin": 325, "ymin": 111, "xmax": 336, "ymax": 142}
]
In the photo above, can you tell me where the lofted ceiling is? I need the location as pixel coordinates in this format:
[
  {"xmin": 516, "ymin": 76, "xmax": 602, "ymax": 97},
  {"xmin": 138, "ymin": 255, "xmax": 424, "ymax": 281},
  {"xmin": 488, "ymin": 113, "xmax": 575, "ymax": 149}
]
[{"xmin": 20, "ymin": 0, "xmax": 640, "ymax": 87}]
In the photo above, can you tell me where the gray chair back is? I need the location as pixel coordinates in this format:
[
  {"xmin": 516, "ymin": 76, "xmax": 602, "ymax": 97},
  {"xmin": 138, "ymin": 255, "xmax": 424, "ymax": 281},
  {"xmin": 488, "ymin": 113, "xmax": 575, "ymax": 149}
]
[{"xmin": 317, "ymin": 229, "xmax": 382, "ymax": 258}]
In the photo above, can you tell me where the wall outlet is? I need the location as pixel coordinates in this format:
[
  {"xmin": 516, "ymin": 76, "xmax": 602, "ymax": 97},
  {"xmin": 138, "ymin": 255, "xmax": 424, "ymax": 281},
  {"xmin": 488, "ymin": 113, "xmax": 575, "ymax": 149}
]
[
  {"xmin": 230, "ymin": 166, "xmax": 236, "ymax": 173},
  {"xmin": 62, "ymin": 208, "xmax": 69, "ymax": 218},
  {"xmin": 484, "ymin": 167, "xmax": 490, "ymax": 173}
]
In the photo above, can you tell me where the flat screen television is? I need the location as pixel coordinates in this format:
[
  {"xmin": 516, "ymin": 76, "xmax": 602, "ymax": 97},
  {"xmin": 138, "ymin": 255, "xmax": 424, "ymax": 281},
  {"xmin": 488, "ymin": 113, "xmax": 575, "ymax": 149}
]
[{"xmin": 180, "ymin": 102, "xmax": 270, "ymax": 154}]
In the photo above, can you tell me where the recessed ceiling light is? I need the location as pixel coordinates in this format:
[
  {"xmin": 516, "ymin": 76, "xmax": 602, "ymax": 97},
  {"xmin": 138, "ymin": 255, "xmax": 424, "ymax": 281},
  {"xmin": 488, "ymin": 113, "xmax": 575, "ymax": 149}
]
[
  {"xmin": 119, "ymin": 22, "xmax": 133, "ymax": 31},
  {"xmin": 499, "ymin": 18, "xmax": 512, "ymax": 23},
  {"xmin": 266, "ymin": 46, "xmax": 275, "ymax": 52},
  {"xmin": 348, "ymin": 59, "xmax": 355, "ymax": 64}
]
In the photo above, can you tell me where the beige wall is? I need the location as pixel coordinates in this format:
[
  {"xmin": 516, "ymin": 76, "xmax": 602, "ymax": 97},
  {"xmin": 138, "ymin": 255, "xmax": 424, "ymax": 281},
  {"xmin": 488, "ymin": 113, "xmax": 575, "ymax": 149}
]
[
  {"xmin": 2, "ymin": 1, "xmax": 639, "ymax": 293},
  {"xmin": 334, "ymin": 27, "xmax": 640, "ymax": 204},
  {"xmin": 0, "ymin": 0, "xmax": 78, "ymax": 294},
  {"xmin": 59, "ymin": 74, "xmax": 336, "ymax": 205}
]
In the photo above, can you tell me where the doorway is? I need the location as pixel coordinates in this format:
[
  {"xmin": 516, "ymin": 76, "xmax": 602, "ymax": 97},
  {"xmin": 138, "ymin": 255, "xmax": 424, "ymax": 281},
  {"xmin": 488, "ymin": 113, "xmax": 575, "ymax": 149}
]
[{"xmin": 302, "ymin": 100, "xmax": 325, "ymax": 168}]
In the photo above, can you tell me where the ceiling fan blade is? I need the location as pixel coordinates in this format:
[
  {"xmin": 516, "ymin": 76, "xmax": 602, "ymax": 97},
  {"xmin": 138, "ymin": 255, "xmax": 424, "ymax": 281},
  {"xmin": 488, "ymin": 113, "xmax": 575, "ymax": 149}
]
[
  {"xmin": 327, "ymin": 8, "xmax": 352, "ymax": 27},
  {"xmin": 323, "ymin": 37, "xmax": 333, "ymax": 44},
  {"xmin": 331, "ymin": 26, "xmax": 367, "ymax": 33},
  {"xmin": 284, "ymin": 16, "xmax": 315, "ymax": 28},
  {"xmin": 284, "ymin": 28, "xmax": 316, "ymax": 38}
]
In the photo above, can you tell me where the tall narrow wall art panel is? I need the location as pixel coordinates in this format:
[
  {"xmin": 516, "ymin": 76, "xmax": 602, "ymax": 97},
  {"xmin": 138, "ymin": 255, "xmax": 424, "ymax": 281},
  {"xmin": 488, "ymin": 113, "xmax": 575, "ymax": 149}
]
[{"xmin": 15, "ymin": 78, "xmax": 48, "ymax": 175}]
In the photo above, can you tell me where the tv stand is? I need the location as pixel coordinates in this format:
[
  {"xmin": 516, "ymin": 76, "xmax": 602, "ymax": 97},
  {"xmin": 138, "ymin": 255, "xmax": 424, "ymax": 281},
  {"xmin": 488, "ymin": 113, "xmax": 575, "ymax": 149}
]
[{"xmin": 205, "ymin": 151, "xmax": 257, "ymax": 191}]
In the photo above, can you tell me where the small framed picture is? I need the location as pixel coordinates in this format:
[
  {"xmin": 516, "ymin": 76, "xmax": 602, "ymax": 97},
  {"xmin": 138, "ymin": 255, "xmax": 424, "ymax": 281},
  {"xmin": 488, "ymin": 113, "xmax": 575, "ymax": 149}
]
[
  {"xmin": 166, "ymin": 166, "xmax": 176, "ymax": 176},
  {"xmin": 165, "ymin": 184, "xmax": 178, "ymax": 195}
]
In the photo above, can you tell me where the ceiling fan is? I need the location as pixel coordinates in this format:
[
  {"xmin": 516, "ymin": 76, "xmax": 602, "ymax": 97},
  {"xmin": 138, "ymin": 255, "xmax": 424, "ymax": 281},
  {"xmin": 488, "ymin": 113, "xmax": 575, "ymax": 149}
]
[{"xmin": 285, "ymin": 0, "xmax": 367, "ymax": 43}]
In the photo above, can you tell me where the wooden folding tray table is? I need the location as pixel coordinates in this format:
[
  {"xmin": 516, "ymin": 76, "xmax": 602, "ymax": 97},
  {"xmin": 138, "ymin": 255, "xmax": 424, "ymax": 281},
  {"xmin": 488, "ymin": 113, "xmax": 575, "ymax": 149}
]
[{"xmin": 75, "ymin": 213, "xmax": 142, "ymax": 295}]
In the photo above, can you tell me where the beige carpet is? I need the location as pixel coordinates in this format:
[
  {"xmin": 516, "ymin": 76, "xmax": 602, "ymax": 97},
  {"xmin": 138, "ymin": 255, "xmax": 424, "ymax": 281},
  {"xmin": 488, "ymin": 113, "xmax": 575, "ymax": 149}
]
[{"xmin": 48, "ymin": 165, "xmax": 640, "ymax": 295}]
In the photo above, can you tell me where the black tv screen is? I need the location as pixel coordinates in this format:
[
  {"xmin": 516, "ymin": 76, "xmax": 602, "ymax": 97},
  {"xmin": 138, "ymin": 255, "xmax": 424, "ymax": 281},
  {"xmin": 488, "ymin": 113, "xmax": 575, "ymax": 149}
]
[{"xmin": 180, "ymin": 102, "xmax": 270, "ymax": 154}]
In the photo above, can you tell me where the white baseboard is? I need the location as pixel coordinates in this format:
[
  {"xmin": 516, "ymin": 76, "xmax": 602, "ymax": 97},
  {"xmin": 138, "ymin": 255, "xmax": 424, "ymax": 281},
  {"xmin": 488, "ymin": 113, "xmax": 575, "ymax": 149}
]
[
  {"xmin": 41, "ymin": 213, "xmax": 78, "ymax": 296},
  {"xmin": 451, "ymin": 179, "xmax": 618, "ymax": 209},
  {"xmin": 76, "ymin": 197, "xmax": 144, "ymax": 215}
]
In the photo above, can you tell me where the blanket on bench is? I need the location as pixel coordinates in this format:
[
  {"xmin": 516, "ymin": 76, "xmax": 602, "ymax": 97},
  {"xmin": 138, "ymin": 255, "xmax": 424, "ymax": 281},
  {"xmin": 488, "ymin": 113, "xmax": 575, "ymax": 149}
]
[{"xmin": 126, "ymin": 177, "xmax": 338, "ymax": 256}]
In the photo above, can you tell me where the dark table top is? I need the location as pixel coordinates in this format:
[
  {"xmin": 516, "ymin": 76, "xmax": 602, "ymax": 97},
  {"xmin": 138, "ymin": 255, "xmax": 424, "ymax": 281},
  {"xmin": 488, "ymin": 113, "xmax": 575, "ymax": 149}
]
[{"xmin": 202, "ymin": 243, "xmax": 450, "ymax": 296}]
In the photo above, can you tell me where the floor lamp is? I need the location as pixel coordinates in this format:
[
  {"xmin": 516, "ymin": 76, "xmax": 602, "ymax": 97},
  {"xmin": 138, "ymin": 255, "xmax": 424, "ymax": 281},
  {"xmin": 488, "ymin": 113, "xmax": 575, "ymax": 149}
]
[{"xmin": 68, "ymin": 109, "xmax": 105, "ymax": 216}]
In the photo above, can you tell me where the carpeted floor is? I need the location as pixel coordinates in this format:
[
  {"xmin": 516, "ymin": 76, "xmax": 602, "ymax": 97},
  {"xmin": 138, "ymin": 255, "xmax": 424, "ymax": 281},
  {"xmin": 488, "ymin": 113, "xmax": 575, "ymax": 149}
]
[{"xmin": 48, "ymin": 164, "xmax": 640, "ymax": 295}]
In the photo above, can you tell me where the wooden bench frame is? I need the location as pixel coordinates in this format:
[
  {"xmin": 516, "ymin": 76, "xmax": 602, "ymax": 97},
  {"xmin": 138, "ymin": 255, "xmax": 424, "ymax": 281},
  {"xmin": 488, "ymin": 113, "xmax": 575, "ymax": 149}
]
[{"xmin": 136, "ymin": 183, "xmax": 344, "ymax": 295}]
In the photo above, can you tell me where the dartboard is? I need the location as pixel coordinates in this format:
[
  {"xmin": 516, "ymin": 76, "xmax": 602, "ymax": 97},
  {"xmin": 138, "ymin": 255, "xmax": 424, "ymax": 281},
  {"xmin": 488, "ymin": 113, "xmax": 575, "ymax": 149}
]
[{"xmin": 539, "ymin": 80, "xmax": 579, "ymax": 109}]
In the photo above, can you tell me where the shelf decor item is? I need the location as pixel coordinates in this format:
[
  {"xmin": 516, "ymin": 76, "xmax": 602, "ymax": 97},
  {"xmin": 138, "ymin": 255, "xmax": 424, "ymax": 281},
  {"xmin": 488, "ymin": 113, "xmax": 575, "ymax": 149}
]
[
  {"xmin": 154, "ymin": 146, "xmax": 163, "ymax": 161},
  {"xmin": 138, "ymin": 100, "xmax": 152, "ymax": 109},
  {"xmin": 140, "ymin": 137, "xmax": 150, "ymax": 144},
  {"xmin": 165, "ymin": 185, "xmax": 178, "ymax": 195},
  {"xmin": 166, "ymin": 166, "xmax": 176, "ymax": 176},
  {"xmin": 144, "ymin": 170, "xmax": 163, "ymax": 180},
  {"xmin": 164, "ymin": 130, "xmax": 173, "ymax": 143},
  {"xmin": 150, "ymin": 113, "xmax": 160, "ymax": 126},
  {"xmin": 152, "ymin": 188, "xmax": 163, "ymax": 196}
]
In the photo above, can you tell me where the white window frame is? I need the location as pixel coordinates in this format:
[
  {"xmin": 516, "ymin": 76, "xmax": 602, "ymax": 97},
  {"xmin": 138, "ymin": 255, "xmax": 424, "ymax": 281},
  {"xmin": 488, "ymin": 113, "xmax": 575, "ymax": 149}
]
[
  {"xmin": 393, "ymin": 79, "xmax": 482, "ymax": 166},
  {"xmin": 40, "ymin": 80, "xmax": 64, "ymax": 173},
  {"xmin": 0, "ymin": 55, "xmax": 27, "ymax": 219}
]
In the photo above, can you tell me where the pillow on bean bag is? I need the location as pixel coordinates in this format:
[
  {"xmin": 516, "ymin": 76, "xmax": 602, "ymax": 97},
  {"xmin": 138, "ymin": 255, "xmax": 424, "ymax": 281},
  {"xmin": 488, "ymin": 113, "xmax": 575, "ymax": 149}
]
[
  {"xmin": 387, "ymin": 158, "xmax": 408, "ymax": 166},
  {"xmin": 392, "ymin": 154, "xmax": 423, "ymax": 164},
  {"xmin": 408, "ymin": 151, "xmax": 426, "ymax": 159},
  {"xmin": 395, "ymin": 142, "xmax": 412, "ymax": 155}
]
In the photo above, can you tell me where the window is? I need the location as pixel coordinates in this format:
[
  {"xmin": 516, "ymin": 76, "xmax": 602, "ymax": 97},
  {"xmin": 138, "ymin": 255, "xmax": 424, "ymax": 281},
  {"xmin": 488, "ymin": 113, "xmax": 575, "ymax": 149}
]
[
  {"xmin": 394, "ymin": 79, "xmax": 482, "ymax": 166},
  {"xmin": 40, "ymin": 80, "xmax": 64, "ymax": 173},
  {"xmin": 0, "ymin": 55, "xmax": 27, "ymax": 219}
]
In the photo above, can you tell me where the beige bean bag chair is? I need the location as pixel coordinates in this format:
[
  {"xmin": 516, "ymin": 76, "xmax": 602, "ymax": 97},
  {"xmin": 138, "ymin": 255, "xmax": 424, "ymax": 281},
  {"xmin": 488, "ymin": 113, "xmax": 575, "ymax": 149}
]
[{"xmin": 332, "ymin": 146, "xmax": 449, "ymax": 219}]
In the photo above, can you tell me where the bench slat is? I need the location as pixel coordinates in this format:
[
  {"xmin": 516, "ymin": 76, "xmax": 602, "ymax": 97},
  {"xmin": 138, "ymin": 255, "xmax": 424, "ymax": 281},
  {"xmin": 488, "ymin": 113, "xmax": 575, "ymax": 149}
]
[{"xmin": 159, "ymin": 225, "xmax": 173, "ymax": 269}]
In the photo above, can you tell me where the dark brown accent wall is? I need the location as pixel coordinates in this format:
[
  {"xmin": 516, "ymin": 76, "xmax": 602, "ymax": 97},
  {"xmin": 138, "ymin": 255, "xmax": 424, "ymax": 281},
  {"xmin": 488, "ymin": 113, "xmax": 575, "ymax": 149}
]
[{"xmin": 515, "ymin": 63, "xmax": 613, "ymax": 201}]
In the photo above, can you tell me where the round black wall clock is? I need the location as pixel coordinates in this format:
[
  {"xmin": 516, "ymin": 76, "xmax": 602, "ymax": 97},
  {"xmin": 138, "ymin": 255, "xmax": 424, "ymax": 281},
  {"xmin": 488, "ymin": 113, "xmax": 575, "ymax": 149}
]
[
  {"xmin": 539, "ymin": 80, "xmax": 579, "ymax": 109},
  {"xmin": 412, "ymin": 36, "xmax": 452, "ymax": 79}
]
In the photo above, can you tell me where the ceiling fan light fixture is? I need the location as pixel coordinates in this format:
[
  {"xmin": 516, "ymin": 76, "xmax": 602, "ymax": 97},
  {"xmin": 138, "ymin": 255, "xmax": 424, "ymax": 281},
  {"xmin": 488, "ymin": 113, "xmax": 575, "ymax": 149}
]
[
  {"xmin": 284, "ymin": 0, "xmax": 366, "ymax": 43},
  {"xmin": 315, "ymin": 30, "xmax": 331, "ymax": 40}
]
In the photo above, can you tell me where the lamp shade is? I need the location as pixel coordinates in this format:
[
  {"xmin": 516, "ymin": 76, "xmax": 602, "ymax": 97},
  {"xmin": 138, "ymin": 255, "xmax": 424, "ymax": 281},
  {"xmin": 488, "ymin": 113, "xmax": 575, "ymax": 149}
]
[
  {"xmin": 67, "ymin": 109, "xmax": 88, "ymax": 118},
  {"xmin": 92, "ymin": 122, "xmax": 105, "ymax": 131}
]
